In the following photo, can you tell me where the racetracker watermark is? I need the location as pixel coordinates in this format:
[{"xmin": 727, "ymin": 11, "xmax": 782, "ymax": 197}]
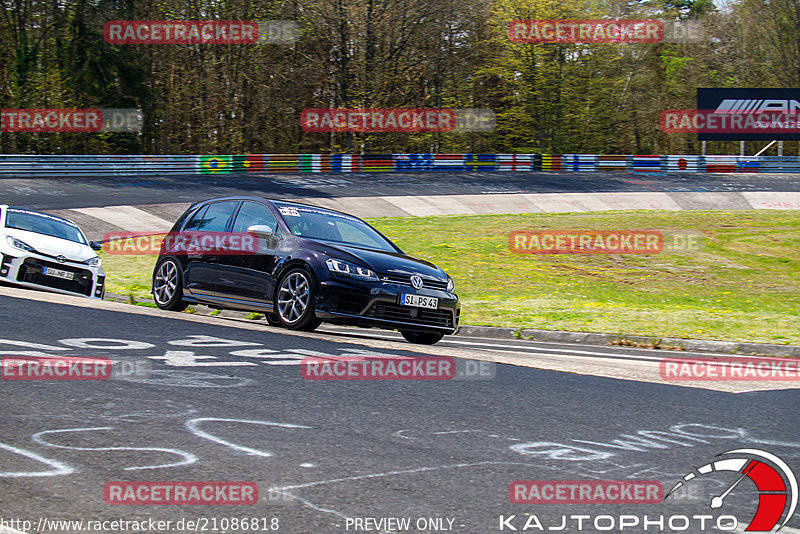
[
  {"xmin": 509, "ymin": 230, "xmax": 705, "ymax": 254},
  {"xmin": 509, "ymin": 230, "xmax": 663, "ymax": 254},
  {"xmin": 509, "ymin": 480, "xmax": 664, "ymax": 504},
  {"xmin": 0, "ymin": 357, "xmax": 151, "ymax": 380},
  {"xmin": 660, "ymin": 357, "xmax": 800, "ymax": 381},
  {"xmin": 508, "ymin": 19, "xmax": 702, "ymax": 43},
  {"xmin": 660, "ymin": 110, "xmax": 800, "ymax": 134},
  {"xmin": 509, "ymin": 19, "xmax": 663, "ymax": 43},
  {"xmin": 104, "ymin": 20, "xmax": 298, "ymax": 44},
  {"xmin": 300, "ymin": 108, "xmax": 496, "ymax": 133},
  {"xmin": 1, "ymin": 109, "xmax": 142, "ymax": 132},
  {"xmin": 104, "ymin": 481, "xmax": 258, "ymax": 505},
  {"xmin": 300, "ymin": 356, "xmax": 495, "ymax": 380},
  {"xmin": 103, "ymin": 231, "xmax": 262, "ymax": 255}
]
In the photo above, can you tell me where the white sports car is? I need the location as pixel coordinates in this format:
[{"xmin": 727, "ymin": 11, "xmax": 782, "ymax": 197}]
[{"xmin": 0, "ymin": 205, "xmax": 105, "ymax": 299}]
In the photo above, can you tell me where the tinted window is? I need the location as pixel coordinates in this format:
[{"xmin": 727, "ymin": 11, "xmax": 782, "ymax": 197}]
[
  {"xmin": 184, "ymin": 201, "xmax": 238, "ymax": 232},
  {"xmin": 183, "ymin": 205, "xmax": 208, "ymax": 231},
  {"xmin": 231, "ymin": 202, "xmax": 278, "ymax": 234}
]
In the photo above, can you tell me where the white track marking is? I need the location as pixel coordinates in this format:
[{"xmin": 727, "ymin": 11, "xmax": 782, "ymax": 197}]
[
  {"xmin": 71, "ymin": 205, "xmax": 173, "ymax": 232},
  {"xmin": 185, "ymin": 418, "xmax": 311, "ymax": 457},
  {"xmin": 31, "ymin": 427, "xmax": 197, "ymax": 470},
  {"xmin": 0, "ymin": 441, "xmax": 75, "ymax": 478}
]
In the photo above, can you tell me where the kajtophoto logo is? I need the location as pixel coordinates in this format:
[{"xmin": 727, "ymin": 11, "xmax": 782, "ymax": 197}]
[
  {"xmin": 500, "ymin": 449, "xmax": 797, "ymax": 531},
  {"xmin": 664, "ymin": 449, "xmax": 798, "ymax": 532}
]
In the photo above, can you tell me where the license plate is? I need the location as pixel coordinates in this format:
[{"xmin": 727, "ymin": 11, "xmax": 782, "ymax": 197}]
[
  {"xmin": 400, "ymin": 294, "xmax": 438, "ymax": 309},
  {"xmin": 42, "ymin": 267, "xmax": 75, "ymax": 280}
]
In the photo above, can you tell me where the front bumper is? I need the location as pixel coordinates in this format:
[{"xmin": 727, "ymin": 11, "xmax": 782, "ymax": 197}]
[
  {"xmin": 315, "ymin": 278, "xmax": 460, "ymax": 334},
  {"xmin": 0, "ymin": 252, "xmax": 105, "ymax": 299}
]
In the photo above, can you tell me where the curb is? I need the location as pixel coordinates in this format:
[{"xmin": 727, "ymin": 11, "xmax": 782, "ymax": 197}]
[
  {"xmin": 456, "ymin": 325, "xmax": 800, "ymax": 358},
  {"xmin": 112, "ymin": 293, "xmax": 800, "ymax": 358}
]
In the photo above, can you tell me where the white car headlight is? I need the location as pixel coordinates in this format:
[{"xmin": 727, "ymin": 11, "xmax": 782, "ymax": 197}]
[
  {"xmin": 446, "ymin": 275, "xmax": 455, "ymax": 292},
  {"xmin": 6, "ymin": 236, "xmax": 35, "ymax": 252},
  {"xmin": 84, "ymin": 256, "xmax": 101, "ymax": 267},
  {"xmin": 326, "ymin": 259, "xmax": 378, "ymax": 281}
]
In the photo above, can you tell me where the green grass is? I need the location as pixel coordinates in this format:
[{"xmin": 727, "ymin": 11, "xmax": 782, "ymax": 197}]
[
  {"xmin": 101, "ymin": 253, "xmax": 158, "ymax": 303},
  {"xmin": 99, "ymin": 210, "xmax": 800, "ymax": 345}
]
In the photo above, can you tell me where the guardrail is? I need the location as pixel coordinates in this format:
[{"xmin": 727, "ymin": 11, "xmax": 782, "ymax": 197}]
[{"xmin": 1, "ymin": 153, "xmax": 800, "ymax": 176}]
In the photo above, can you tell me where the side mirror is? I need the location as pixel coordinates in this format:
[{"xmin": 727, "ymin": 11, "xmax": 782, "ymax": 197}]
[
  {"xmin": 90, "ymin": 241, "xmax": 102, "ymax": 251},
  {"xmin": 246, "ymin": 225, "xmax": 275, "ymax": 239}
]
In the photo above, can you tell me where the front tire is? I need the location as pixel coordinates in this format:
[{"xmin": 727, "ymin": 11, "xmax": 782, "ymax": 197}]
[
  {"xmin": 275, "ymin": 267, "xmax": 321, "ymax": 331},
  {"xmin": 152, "ymin": 257, "xmax": 188, "ymax": 311},
  {"xmin": 401, "ymin": 331, "xmax": 444, "ymax": 345}
]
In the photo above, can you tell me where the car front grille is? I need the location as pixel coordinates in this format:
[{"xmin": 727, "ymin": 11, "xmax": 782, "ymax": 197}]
[
  {"xmin": 366, "ymin": 301, "xmax": 454, "ymax": 328},
  {"xmin": 378, "ymin": 273, "xmax": 449, "ymax": 291},
  {"xmin": 17, "ymin": 258, "xmax": 93, "ymax": 296}
]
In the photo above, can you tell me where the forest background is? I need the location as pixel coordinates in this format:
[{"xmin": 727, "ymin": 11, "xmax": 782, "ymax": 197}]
[{"xmin": 1, "ymin": 0, "xmax": 798, "ymax": 155}]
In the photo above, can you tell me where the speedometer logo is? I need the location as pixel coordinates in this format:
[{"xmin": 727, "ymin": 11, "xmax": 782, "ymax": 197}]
[{"xmin": 665, "ymin": 449, "xmax": 798, "ymax": 532}]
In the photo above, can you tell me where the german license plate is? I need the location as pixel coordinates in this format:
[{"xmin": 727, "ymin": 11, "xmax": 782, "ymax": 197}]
[
  {"xmin": 400, "ymin": 294, "xmax": 438, "ymax": 309},
  {"xmin": 43, "ymin": 267, "xmax": 75, "ymax": 280}
]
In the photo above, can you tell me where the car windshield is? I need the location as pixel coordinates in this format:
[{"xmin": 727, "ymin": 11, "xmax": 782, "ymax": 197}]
[
  {"xmin": 275, "ymin": 203, "xmax": 396, "ymax": 252},
  {"xmin": 4, "ymin": 209, "xmax": 87, "ymax": 245}
]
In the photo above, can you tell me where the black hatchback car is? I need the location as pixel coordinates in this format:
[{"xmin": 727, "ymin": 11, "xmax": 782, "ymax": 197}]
[{"xmin": 151, "ymin": 196, "xmax": 460, "ymax": 344}]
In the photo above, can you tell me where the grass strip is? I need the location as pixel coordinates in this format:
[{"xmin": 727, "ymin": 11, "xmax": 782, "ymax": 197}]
[{"xmin": 100, "ymin": 210, "xmax": 800, "ymax": 345}]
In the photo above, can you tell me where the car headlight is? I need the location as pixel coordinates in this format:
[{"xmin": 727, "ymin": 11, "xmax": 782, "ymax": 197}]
[
  {"xmin": 84, "ymin": 256, "xmax": 101, "ymax": 267},
  {"xmin": 6, "ymin": 236, "xmax": 35, "ymax": 252},
  {"xmin": 326, "ymin": 259, "xmax": 378, "ymax": 281},
  {"xmin": 446, "ymin": 275, "xmax": 455, "ymax": 292}
]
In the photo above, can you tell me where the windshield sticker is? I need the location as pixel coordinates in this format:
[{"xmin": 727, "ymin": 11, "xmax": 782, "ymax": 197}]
[
  {"xmin": 278, "ymin": 207, "xmax": 300, "ymax": 217},
  {"xmin": 276, "ymin": 204, "xmax": 359, "ymax": 223}
]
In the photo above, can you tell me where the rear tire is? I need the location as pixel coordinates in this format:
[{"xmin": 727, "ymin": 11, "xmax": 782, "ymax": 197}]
[
  {"xmin": 400, "ymin": 331, "xmax": 444, "ymax": 345},
  {"xmin": 266, "ymin": 313, "xmax": 283, "ymax": 327},
  {"xmin": 275, "ymin": 267, "xmax": 321, "ymax": 331},
  {"xmin": 152, "ymin": 257, "xmax": 188, "ymax": 311}
]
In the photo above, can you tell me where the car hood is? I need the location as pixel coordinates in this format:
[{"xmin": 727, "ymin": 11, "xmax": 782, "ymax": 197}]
[
  {"xmin": 303, "ymin": 239, "xmax": 447, "ymax": 280},
  {"xmin": 4, "ymin": 228, "xmax": 95, "ymax": 262}
]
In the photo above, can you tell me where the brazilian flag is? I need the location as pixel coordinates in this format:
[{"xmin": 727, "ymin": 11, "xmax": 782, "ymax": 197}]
[{"xmin": 200, "ymin": 155, "xmax": 231, "ymax": 174}]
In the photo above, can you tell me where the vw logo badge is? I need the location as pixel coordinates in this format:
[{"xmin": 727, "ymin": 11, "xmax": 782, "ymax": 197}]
[
  {"xmin": 56, "ymin": 255, "xmax": 67, "ymax": 263},
  {"xmin": 410, "ymin": 275, "xmax": 423, "ymax": 289}
]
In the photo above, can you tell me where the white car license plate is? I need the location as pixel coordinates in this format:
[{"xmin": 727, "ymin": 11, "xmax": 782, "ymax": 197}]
[
  {"xmin": 43, "ymin": 267, "xmax": 75, "ymax": 280},
  {"xmin": 400, "ymin": 294, "xmax": 438, "ymax": 309}
]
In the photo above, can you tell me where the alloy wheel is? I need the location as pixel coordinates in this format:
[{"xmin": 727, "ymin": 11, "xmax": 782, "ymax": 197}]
[
  {"xmin": 153, "ymin": 260, "xmax": 178, "ymax": 305},
  {"xmin": 277, "ymin": 271, "xmax": 310, "ymax": 324}
]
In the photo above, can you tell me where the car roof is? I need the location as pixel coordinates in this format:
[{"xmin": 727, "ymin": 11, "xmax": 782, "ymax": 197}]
[{"xmin": 190, "ymin": 196, "xmax": 356, "ymax": 218}]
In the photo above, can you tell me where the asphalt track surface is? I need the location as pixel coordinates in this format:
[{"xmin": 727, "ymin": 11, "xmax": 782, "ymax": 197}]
[
  {"xmin": 1, "ymin": 171, "xmax": 799, "ymax": 533},
  {"xmin": 0, "ymin": 288, "xmax": 799, "ymax": 534},
  {"xmin": 4, "ymin": 170, "xmax": 800, "ymax": 210}
]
